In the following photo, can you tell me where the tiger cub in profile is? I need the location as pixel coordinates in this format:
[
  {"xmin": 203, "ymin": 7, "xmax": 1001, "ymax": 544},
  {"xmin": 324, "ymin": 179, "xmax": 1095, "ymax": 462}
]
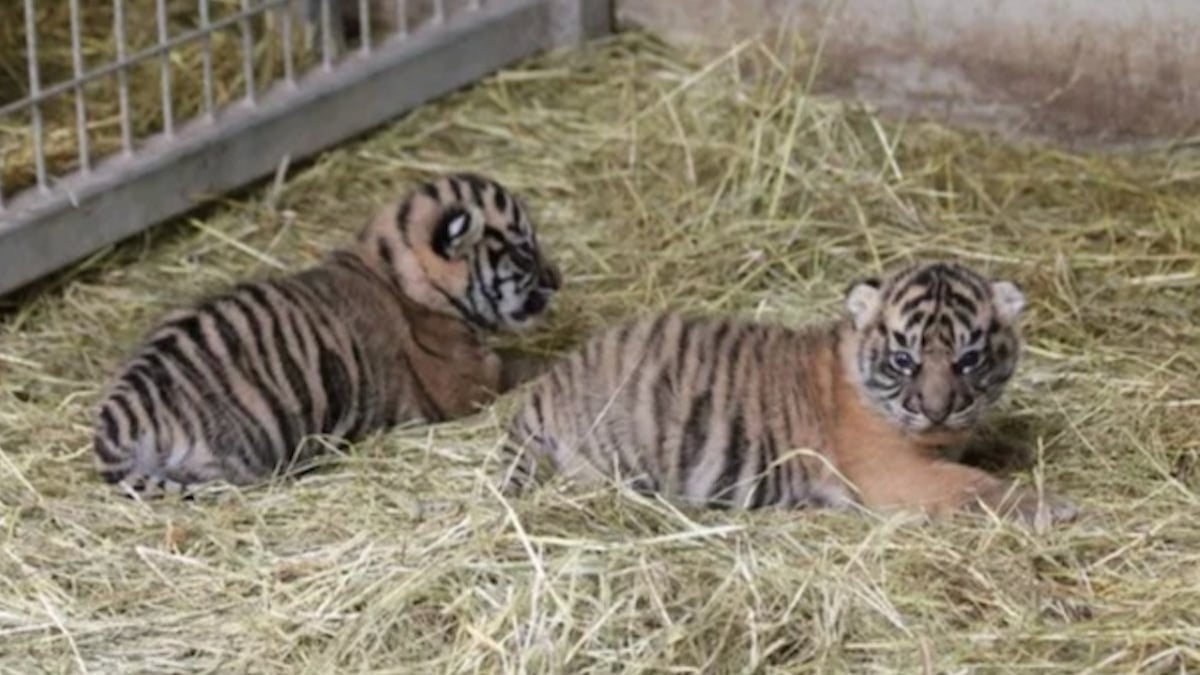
[
  {"xmin": 500, "ymin": 261, "xmax": 1077, "ymax": 525},
  {"xmin": 94, "ymin": 173, "xmax": 561, "ymax": 496}
]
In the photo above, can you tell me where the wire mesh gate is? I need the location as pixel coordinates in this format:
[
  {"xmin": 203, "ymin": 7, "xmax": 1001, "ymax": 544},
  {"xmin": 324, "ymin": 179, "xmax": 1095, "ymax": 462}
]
[{"xmin": 0, "ymin": 0, "xmax": 610, "ymax": 296}]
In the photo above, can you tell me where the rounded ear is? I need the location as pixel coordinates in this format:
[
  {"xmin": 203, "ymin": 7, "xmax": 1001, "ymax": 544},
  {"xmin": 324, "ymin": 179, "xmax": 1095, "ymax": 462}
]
[
  {"xmin": 432, "ymin": 207, "xmax": 485, "ymax": 260},
  {"xmin": 844, "ymin": 278, "xmax": 882, "ymax": 329},
  {"xmin": 991, "ymin": 280, "xmax": 1026, "ymax": 321}
]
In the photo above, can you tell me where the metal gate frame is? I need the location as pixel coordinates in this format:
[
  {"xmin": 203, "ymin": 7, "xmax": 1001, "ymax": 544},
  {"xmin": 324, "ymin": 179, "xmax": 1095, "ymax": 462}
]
[{"xmin": 0, "ymin": 0, "xmax": 611, "ymax": 296}]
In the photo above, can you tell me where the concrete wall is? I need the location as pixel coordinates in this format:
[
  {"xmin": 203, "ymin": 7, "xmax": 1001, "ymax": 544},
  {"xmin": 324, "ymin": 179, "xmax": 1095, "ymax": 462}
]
[{"xmin": 616, "ymin": 0, "xmax": 1200, "ymax": 148}]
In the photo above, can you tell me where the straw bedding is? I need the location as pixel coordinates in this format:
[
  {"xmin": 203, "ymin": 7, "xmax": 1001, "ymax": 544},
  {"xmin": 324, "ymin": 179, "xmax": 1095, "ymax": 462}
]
[{"xmin": 1, "ymin": 28, "xmax": 1199, "ymax": 673}]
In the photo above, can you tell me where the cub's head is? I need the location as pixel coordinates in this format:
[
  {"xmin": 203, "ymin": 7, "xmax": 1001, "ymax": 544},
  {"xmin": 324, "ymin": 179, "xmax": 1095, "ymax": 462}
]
[
  {"xmin": 844, "ymin": 261, "xmax": 1026, "ymax": 434},
  {"xmin": 357, "ymin": 173, "xmax": 561, "ymax": 331}
]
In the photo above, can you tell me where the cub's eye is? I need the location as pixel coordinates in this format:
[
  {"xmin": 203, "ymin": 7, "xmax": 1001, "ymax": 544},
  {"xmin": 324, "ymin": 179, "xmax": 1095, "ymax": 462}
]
[
  {"xmin": 888, "ymin": 351, "xmax": 917, "ymax": 375},
  {"xmin": 954, "ymin": 350, "xmax": 983, "ymax": 374}
]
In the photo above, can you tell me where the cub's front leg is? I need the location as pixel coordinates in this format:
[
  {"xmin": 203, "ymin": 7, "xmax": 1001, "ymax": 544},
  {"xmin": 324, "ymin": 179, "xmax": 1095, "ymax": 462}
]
[
  {"xmin": 495, "ymin": 346, "xmax": 558, "ymax": 392},
  {"xmin": 402, "ymin": 344, "xmax": 504, "ymax": 421},
  {"xmin": 848, "ymin": 450, "xmax": 1078, "ymax": 526}
]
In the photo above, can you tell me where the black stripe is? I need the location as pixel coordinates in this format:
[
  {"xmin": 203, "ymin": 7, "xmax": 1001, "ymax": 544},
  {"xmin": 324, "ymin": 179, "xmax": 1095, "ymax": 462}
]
[
  {"xmin": 377, "ymin": 238, "xmax": 394, "ymax": 267},
  {"xmin": 421, "ymin": 181, "xmax": 441, "ymax": 201},
  {"xmin": 679, "ymin": 323, "xmax": 726, "ymax": 480},
  {"xmin": 646, "ymin": 314, "xmax": 671, "ymax": 352},
  {"xmin": 207, "ymin": 308, "xmax": 279, "ymax": 461},
  {"xmin": 396, "ymin": 200, "xmax": 412, "ymax": 246},
  {"xmin": 122, "ymin": 367, "xmax": 155, "ymax": 418},
  {"xmin": 652, "ymin": 364, "xmax": 672, "ymax": 477},
  {"xmin": 612, "ymin": 321, "xmax": 638, "ymax": 374},
  {"xmin": 473, "ymin": 251, "xmax": 503, "ymax": 317},
  {"xmin": 411, "ymin": 331, "xmax": 450, "ymax": 359},
  {"xmin": 901, "ymin": 292, "xmax": 933, "ymax": 315},
  {"xmin": 676, "ymin": 318, "xmax": 695, "ymax": 365},
  {"xmin": 317, "ymin": 342, "xmax": 352, "ymax": 432},
  {"xmin": 492, "ymin": 183, "xmax": 509, "ymax": 213},
  {"xmin": 721, "ymin": 325, "xmax": 748, "ymax": 389},
  {"xmin": 108, "ymin": 393, "xmax": 140, "ymax": 441},
  {"xmin": 712, "ymin": 412, "xmax": 746, "ymax": 506},
  {"xmin": 940, "ymin": 264, "xmax": 972, "ymax": 288},
  {"xmin": 241, "ymin": 287, "xmax": 314, "ymax": 434},
  {"xmin": 156, "ymin": 325, "xmax": 248, "ymax": 450},
  {"xmin": 437, "ymin": 285, "xmax": 494, "ymax": 330},
  {"xmin": 400, "ymin": 348, "xmax": 446, "ymax": 422},
  {"xmin": 123, "ymin": 368, "xmax": 167, "ymax": 448},
  {"xmin": 134, "ymin": 349, "xmax": 178, "ymax": 392},
  {"xmin": 511, "ymin": 200, "xmax": 527, "ymax": 233},
  {"xmin": 456, "ymin": 173, "xmax": 488, "ymax": 206},
  {"xmin": 99, "ymin": 406, "xmax": 119, "ymax": 443},
  {"xmin": 94, "ymin": 443, "xmax": 125, "ymax": 483},
  {"xmin": 225, "ymin": 296, "xmax": 271, "ymax": 371},
  {"xmin": 681, "ymin": 391, "xmax": 712, "ymax": 477},
  {"xmin": 947, "ymin": 291, "xmax": 978, "ymax": 315},
  {"xmin": 137, "ymin": 351, "xmax": 193, "ymax": 434},
  {"xmin": 528, "ymin": 391, "xmax": 544, "ymax": 434},
  {"xmin": 759, "ymin": 434, "xmax": 778, "ymax": 509},
  {"xmin": 227, "ymin": 295, "xmax": 302, "ymax": 455},
  {"xmin": 345, "ymin": 340, "xmax": 372, "ymax": 439},
  {"xmin": 162, "ymin": 313, "xmax": 204, "ymax": 347}
]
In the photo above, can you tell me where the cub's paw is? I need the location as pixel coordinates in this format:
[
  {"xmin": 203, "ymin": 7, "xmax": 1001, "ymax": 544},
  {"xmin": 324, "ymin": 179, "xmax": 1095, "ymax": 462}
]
[
  {"xmin": 976, "ymin": 484, "xmax": 1080, "ymax": 530},
  {"xmin": 1015, "ymin": 491, "xmax": 1079, "ymax": 531}
]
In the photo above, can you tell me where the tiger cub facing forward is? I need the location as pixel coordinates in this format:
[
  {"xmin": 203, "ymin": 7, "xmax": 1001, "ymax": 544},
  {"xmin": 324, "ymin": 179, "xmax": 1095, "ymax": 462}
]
[
  {"xmin": 95, "ymin": 173, "xmax": 561, "ymax": 496},
  {"xmin": 501, "ymin": 261, "xmax": 1076, "ymax": 525}
]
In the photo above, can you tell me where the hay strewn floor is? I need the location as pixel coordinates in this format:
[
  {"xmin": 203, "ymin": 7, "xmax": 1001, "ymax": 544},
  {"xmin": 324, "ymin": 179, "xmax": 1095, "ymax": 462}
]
[{"xmin": 2, "ymin": 33, "xmax": 1199, "ymax": 672}]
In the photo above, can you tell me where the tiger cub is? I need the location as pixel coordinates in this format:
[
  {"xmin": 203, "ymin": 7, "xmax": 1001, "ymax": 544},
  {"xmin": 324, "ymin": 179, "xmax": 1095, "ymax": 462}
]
[
  {"xmin": 94, "ymin": 173, "xmax": 561, "ymax": 496},
  {"xmin": 500, "ymin": 261, "xmax": 1077, "ymax": 525}
]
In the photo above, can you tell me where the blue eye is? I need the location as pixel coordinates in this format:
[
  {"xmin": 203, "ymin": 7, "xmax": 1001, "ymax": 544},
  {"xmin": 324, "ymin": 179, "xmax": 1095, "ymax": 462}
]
[
  {"xmin": 888, "ymin": 351, "xmax": 917, "ymax": 375},
  {"xmin": 955, "ymin": 350, "xmax": 983, "ymax": 374}
]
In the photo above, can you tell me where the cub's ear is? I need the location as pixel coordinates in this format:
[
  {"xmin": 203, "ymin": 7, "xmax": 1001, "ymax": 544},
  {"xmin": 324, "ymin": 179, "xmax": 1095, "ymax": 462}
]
[
  {"xmin": 991, "ymin": 280, "xmax": 1026, "ymax": 322},
  {"xmin": 432, "ymin": 207, "xmax": 485, "ymax": 260},
  {"xmin": 844, "ymin": 277, "xmax": 882, "ymax": 330}
]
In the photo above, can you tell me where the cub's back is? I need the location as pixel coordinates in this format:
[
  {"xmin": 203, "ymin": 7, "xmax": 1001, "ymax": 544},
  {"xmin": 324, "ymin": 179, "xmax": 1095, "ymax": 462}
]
[
  {"xmin": 94, "ymin": 259, "xmax": 391, "ymax": 491},
  {"xmin": 501, "ymin": 313, "xmax": 845, "ymax": 508}
]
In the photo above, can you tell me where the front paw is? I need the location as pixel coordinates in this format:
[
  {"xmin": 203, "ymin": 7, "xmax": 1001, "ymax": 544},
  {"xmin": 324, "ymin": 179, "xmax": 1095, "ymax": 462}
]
[{"xmin": 975, "ymin": 483, "xmax": 1080, "ymax": 529}]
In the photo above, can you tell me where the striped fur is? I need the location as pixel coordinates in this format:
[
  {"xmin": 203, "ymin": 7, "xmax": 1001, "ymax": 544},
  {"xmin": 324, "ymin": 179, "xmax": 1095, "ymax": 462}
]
[
  {"xmin": 501, "ymin": 261, "xmax": 1077, "ymax": 525},
  {"xmin": 94, "ymin": 173, "xmax": 561, "ymax": 496}
]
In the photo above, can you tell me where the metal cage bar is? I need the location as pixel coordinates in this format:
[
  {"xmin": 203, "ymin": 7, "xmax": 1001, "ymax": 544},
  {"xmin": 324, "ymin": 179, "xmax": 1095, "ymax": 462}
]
[
  {"xmin": 22, "ymin": 0, "xmax": 48, "ymax": 192},
  {"xmin": 0, "ymin": 0, "xmax": 612, "ymax": 296},
  {"xmin": 68, "ymin": 0, "xmax": 91, "ymax": 173},
  {"xmin": 156, "ymin": 0, "xmax": 176, "ymax": 137},
  {"xmin": 239, "ymin": 0, "xmax": 259, "ymax": 104},
  {"xmin": 112, "ymin": 0, "xmax": 135, "ymax": 155}
]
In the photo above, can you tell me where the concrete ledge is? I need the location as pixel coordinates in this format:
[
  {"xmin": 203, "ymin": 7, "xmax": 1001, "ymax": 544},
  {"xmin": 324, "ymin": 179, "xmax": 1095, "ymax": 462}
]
[{"xmin": 617, "ymin": 0, "xmax": 1200, "ymax": 147}]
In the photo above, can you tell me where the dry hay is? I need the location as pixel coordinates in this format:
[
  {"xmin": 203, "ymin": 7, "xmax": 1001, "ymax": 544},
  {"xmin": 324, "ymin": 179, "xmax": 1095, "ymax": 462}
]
[{"xmin": 2, "ymin": 31, "xmax": 1200, "ymax": 673}]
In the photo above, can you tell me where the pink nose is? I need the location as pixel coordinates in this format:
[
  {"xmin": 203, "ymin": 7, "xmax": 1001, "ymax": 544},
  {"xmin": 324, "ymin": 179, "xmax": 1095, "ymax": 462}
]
[{"xmin": 919, "ymin": 395, "xmax": 951, "ymax": 424}]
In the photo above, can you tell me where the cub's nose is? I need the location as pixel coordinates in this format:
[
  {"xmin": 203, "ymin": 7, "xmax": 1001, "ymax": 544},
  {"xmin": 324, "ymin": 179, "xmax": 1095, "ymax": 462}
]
[
  {"xmin": 919, "ymin": 396, "xmax": 952, "ymax": 425},
  {"xmin": 539, "ymin": 261, "xmax": 562, "ymax": 291},
  {"xmin": 523, "ymin": 290, "xmax": 549, "ymax": 315}
]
